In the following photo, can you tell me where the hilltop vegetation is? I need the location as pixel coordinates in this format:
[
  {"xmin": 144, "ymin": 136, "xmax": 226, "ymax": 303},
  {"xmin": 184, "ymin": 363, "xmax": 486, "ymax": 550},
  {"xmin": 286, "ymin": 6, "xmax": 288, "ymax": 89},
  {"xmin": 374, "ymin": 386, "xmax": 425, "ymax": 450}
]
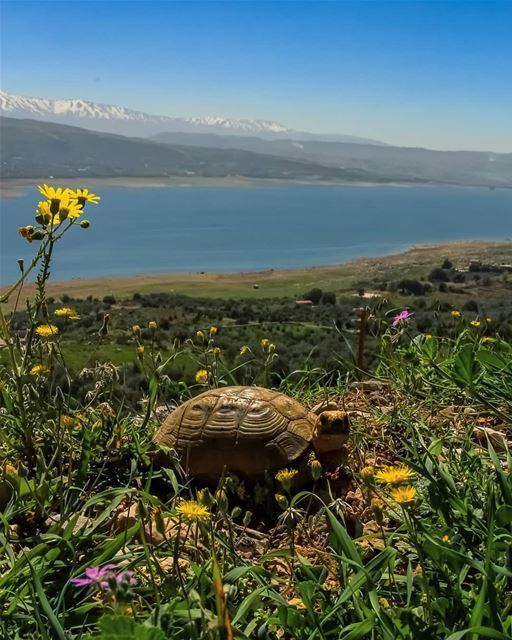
[
  {"xmin": 1, "ymin": 187, "xmax": 511, "ymax": 639},
  {"xmin": 0, "ymin": 117, "xmax": 373, "ymax": 182},
  {"xmin": 3, "ymin": 116, "xmax": 511, "ymax": 186}
]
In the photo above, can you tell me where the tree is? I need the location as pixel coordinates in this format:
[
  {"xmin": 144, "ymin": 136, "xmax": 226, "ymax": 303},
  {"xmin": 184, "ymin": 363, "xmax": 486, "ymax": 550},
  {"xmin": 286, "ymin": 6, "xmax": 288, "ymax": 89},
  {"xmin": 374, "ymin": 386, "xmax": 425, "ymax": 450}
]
[
  {"xmin": 321, "ymin": 291, "xmax": 336, "ymax": 305},
  {"xmin": 303, "ymin": 288, "xmax": 323, "ymax": 305},
  {"xmin": 428, "ymin": 268, "xmax": 450, "ymax": 283},
  {"xmin": 397, "ymin": 279, "xmax": 425, "ymax": 296},
  {"xmin": 442, "ymin": 258, "xmax": 453, "ymax": 269}
]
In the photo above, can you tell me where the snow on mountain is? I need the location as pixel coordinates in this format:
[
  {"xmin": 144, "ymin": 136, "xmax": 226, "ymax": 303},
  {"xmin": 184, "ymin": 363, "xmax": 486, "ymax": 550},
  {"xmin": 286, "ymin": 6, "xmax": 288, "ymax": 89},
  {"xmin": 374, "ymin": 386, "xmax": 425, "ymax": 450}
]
[{"xmin": 0, "ymin": 90, "xmax": 290, "ymax": 138}]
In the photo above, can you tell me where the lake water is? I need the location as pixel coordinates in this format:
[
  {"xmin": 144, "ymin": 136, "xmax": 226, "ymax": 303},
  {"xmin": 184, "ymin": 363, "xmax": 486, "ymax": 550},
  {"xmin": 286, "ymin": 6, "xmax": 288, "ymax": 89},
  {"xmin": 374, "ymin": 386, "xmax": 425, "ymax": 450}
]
[{"xmin": 1, "ymin": 184, "xmax": 511, "ymax": 284}]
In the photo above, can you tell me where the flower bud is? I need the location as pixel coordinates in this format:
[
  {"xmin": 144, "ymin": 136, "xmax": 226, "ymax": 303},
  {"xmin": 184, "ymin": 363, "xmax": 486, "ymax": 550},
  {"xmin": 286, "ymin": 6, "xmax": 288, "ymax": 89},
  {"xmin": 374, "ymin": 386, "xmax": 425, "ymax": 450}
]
[
  {"xmin": 215, "ymin": 488, "xmax": 228, "ymax": 512},
  {"xmin": 80, "ymin": 219, "xmax": 90, "ymax": 229},
  {"xmin": 243, "ymin": 510, "xmax": 252, "ymax": 527},
  {"xmin": 17, "ymin": 259, "xmax": 24, "ymax": 273},
  {"xmin": 275, "ymin": 493, "xmax": 288, "ymax": 510},
  {"xmin": 197, "ymin": 488, "xmax": 214, "ymax": 508},
  {"xmin": 148, "ymin": 320, "xmax": 157, "ymax": 330},
  {"xmin": 231, "ymin": 506, "xmax": 242, "ymax": 519},
  {"xmin": 309, "ymin": 458, "xmax": 323, "ymax": 481},
  {"xmin": 31, "ymin": 229, "xmax": 45, "ymax": 240},
  {"xmin": 371, "ymin": 497, "xmax": 385, "ymax": 525}
]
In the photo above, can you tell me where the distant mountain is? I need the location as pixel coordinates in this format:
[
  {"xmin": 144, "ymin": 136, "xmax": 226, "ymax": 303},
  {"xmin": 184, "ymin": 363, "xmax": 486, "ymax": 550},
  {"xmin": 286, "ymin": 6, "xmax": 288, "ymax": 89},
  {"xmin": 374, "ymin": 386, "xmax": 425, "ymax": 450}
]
[
  {"xmin": 151, "ymin": 132, "xmax": 512, "ymax": 187},
  {"xmin": 0, "ymin": 117, "xmax": 384, "ymax": 182},
  {"xmin": 0, "ymin": 90, "xmax": 385, "ymax": 144}
]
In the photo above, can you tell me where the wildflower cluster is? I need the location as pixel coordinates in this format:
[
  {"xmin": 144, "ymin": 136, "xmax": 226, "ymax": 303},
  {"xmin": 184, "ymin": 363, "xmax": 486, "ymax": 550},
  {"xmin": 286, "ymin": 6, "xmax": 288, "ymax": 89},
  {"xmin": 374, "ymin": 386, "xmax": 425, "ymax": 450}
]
[
  {"xmin": 18, "ymin": 185, "xmax": 99, "ymax": 242},
  {"xmin": 360, "ymin": 463, "xmax": 417, "ymax": 507}
]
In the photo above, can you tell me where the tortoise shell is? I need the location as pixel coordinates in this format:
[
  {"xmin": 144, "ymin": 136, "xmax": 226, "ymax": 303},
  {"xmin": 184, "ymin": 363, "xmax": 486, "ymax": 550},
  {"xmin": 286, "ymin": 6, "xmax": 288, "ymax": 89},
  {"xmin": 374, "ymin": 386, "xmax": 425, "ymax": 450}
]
[{"xmin": 153, "ymin": 386, "xmax": 317, "ymax": 480}]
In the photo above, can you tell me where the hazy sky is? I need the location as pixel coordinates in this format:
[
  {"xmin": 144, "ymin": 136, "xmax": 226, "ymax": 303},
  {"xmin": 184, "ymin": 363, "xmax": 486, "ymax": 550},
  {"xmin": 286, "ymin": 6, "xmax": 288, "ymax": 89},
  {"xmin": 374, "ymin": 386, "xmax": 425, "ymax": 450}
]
[{"xmin": 1, "ymin": 0, "xmax": 511, "ymax": 152}]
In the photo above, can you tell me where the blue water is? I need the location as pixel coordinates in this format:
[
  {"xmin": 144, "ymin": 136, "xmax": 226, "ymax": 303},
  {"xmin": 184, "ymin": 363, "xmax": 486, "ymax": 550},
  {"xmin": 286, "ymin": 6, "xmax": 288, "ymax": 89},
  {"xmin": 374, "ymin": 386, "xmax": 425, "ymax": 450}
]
[{"xmin": 1, "ymin": 184, "xmax": 510, "ymax": 284}]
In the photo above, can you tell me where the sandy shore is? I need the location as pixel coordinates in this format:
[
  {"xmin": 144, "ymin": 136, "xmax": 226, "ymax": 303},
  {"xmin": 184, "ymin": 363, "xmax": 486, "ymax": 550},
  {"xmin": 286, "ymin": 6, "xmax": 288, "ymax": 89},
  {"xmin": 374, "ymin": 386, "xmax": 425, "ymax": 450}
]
[
  {"xmin": 0, "ymin": 176, "xmax": 488, "ymax": 199},
  {"xmin": 2, "ymin": 240, "xmax": 511, "ymax": 306}
]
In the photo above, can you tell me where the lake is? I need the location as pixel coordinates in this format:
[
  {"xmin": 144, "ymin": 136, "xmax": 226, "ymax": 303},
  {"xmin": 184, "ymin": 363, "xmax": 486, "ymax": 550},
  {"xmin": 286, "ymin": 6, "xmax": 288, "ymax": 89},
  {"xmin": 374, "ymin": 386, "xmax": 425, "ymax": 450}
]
[{"xmin": 1, "ymin": 183, "xmax": 511, "ymax": 284}]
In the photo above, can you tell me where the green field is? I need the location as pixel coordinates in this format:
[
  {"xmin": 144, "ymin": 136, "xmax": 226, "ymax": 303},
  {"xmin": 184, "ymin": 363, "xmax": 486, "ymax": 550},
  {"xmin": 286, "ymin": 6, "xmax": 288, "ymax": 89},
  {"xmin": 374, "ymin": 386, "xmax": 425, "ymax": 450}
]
[{"xmin": 3, "ymin": 240, "xmax": 511, "ymax": 307}]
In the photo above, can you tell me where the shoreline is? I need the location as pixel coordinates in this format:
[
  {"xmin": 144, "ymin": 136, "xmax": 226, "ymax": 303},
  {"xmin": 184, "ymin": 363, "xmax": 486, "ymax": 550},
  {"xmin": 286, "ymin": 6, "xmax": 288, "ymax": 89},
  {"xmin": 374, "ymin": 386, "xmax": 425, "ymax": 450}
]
[
  {"xmin": 1, "ymin": 176, "xmax": 508, "ymax": 198},
  {"xmin": 2, "ymin": 240, "xmax": 511, "ymax": 303}
]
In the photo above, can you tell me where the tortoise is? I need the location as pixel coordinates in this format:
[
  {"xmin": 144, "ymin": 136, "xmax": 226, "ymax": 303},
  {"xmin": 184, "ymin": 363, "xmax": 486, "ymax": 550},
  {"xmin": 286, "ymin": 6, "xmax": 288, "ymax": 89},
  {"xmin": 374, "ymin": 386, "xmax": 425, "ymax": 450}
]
[{"xmin": 153, "ymin": 386, "xmax": 349, "ymax": 483}]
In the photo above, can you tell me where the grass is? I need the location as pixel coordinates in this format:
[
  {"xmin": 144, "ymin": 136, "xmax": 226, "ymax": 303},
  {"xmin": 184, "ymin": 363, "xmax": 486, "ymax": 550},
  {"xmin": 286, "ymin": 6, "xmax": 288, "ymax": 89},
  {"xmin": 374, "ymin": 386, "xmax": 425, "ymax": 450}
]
[
  {"xmin": 2, "ymin": 240, "xmax": 511, "ymax": 306},
  {"xmin": 1, "ymin": 188, "xmax": 511, "ymax": 639}
]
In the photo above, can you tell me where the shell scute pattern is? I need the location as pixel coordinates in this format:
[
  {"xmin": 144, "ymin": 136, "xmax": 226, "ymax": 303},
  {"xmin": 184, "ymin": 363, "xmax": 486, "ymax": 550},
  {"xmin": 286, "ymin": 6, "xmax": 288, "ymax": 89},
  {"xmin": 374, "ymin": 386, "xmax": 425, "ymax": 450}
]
[{"xmin": 154, "ymin": 387, "xmax": 318, "ymax": 478}]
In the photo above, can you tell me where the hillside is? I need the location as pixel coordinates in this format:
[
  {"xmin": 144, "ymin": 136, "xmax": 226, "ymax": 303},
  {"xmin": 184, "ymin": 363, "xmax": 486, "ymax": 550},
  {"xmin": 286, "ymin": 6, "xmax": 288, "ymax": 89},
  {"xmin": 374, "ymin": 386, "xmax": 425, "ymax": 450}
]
[
  {"xmin": 0, "ymin": 117, "xmax": 380, "ymax": 181},
  {"xmin": 152, "ymin": 131, "xmax": 512, "ymax": 187}
]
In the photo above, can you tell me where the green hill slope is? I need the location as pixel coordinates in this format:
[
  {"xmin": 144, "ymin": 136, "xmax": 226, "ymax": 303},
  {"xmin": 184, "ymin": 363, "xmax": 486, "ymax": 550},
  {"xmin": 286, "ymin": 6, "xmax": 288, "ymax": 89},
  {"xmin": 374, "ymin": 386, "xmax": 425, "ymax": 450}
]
[{"xmin": 0, "ymin": 117, "xmax": 375, "ymax": 182}]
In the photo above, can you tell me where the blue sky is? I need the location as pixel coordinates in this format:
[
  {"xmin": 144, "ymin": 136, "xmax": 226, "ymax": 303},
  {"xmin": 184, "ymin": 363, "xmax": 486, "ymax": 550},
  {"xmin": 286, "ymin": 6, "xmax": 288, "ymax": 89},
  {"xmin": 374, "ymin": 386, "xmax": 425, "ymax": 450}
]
[{"xmin": 1, "ymin": 0, "xmax": 511, "ymax": 151}]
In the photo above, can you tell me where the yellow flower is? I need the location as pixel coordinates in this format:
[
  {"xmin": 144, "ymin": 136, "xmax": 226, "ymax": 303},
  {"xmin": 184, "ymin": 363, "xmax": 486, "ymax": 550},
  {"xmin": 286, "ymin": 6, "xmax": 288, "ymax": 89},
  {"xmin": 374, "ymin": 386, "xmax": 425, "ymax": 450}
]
[
  {"xmin": 260, "ymin": 338, "xmax": 270, "ymax": 348},
  {"xmin": 148, "ymin": 320, "xmax": 157, "ymax": 330},
  {"xmin": 54, "ymin": 307, "xmax": 80, "ymax": 319},
  {"xmin": 371, "ymin": 497, "xmax": 384, "ymax": 511},
  {"xmin": 275, "ymin": 468, "xmax": 298, "ymax": 491},
  {"xmin": 52, "ymin": 196, "xmax": 83, "ymax": 224},
  {"xmin": 195, "ymin": 369, "xmax": 208, "ymax": 384},
  {"xmin": 132, "ymin": 324, "xmax": 141, "ymax": 334},
  {"xmin": 30, "ymin": 364, "xmax": 49, "ymax": 376},
  {"xmin": 37, "ymin": 184, "xmax": 71, "ymax": 201},
  {"xmin": 375, "ymin": 465, "xmax": 415, "ymax": 485},
  {"xmin": 451, "ymin": 310, "xmax": 461, "ymax": 318},
  {"xmin": 196, "ymin": 330, "xmax": 205, "ymax": 339},
  {"xmin": 391, "ymin": 485, "xmax": 417, "ymax": 504},
  {"xmin": 481, "ymin": 336, "xmax": 495, "ymax": 343},
  {"xmin": 239, "ymin": 345, "xmax": 250, "ymax": 355},
  {"xmin": 136, "ymin": 344, "xmax": 145, "ymax": 354},
  {"xmin": 470, "ymin": 320, "xmax": 481, "ymax": 327},
  {"xmin": 124, "ymin": 606, "xmax": 133, "ymax": 615},
  {"xmin": 210, "ymin": 325, "xmax": 218, "ymax": 334},
  {"xmin": 360, "ymin": 465, "xmax": 375, "ymax": 480},
  {"xmin": 3, "ymin": 463, "xmax": 17, "ymax": 476},
  {"xmin": 35, "ymin": 324, "xmax": 59, "ymax": 338},
  {"xmin": 212, "ymin": 347, "xmax": 221, "ymax": 356},
  {"xmin": 442, "ymin": 534, "xmax": 450, "ymax": 543},
  {"xmin": 68, "ymin": 188, "xmax": 101, "ymax": 205},
  {"xmin": 175, "ymin": 499, "xmax": 210, "ymax": 522},
  {"xmin": 35, "ymin": 200, "xmax": 52, "ymax": 225},
  {"xmin": 379, "ymin": 598, "xmax": 390, "ymax": 608},
  {"xmin": 60, "ymin": 415, "xmax": 77, "ymax": 429}
]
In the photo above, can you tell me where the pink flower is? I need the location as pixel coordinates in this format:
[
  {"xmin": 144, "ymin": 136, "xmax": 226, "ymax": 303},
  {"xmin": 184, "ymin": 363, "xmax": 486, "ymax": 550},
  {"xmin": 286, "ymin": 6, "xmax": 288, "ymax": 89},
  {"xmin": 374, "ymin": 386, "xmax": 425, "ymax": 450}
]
[
  {"xmin": 70, "ymin": 564, "xmax": 116, "ymax": 589},
  {"xmin": 70, "ymin": 565, "xmax": 136, "ymax": 593},
  {"xmin": 392, "ymin": 310, "xmax": 413, "ymax": 327}
]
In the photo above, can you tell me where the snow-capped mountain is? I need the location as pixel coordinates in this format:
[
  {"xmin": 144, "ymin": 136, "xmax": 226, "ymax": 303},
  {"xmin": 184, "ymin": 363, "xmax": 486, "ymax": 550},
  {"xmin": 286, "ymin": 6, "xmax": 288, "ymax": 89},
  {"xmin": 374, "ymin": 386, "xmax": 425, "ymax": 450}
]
[
  {"xmin": 0, "ymin": 90, "xmax": 386, "ymax": 144},
  {"xmin": 0, "ymin": 90, "xmax": 291, "ymax": 138}
]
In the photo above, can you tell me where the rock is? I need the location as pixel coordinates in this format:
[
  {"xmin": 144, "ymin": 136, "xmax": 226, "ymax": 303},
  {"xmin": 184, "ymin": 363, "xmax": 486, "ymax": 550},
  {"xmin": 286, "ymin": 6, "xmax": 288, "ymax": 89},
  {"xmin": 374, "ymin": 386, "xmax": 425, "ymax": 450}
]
[
  {"xmin": 472, "ymin": 426, "xmax": 509, "ymax": 451},
  {"xmin": 350, "ymin": 380, "xmax": 389, "ymax": 392}
]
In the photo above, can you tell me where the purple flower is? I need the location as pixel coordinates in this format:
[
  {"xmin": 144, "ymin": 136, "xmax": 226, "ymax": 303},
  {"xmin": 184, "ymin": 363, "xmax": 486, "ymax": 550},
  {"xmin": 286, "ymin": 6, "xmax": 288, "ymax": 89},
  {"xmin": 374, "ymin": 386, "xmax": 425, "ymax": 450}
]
[
  {"xmin": 116, "ymin": 570, "xmax": 136, "ymax": 587},
  {"xmin": 392, "ymin": 310, "xmax": 413, "ymax": 327},
  {"xmin": 70, "ymin": 564, "xmax": 117, "ymax": 589}
]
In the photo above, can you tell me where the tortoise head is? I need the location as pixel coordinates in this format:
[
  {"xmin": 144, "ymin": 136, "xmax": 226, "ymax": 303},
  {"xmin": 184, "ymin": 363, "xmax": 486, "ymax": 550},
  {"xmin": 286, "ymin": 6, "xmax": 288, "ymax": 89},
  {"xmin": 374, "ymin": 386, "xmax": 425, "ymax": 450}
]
[{"xmin": 312, "ymin": 410, "xmax": 350, "ymax": 454}]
